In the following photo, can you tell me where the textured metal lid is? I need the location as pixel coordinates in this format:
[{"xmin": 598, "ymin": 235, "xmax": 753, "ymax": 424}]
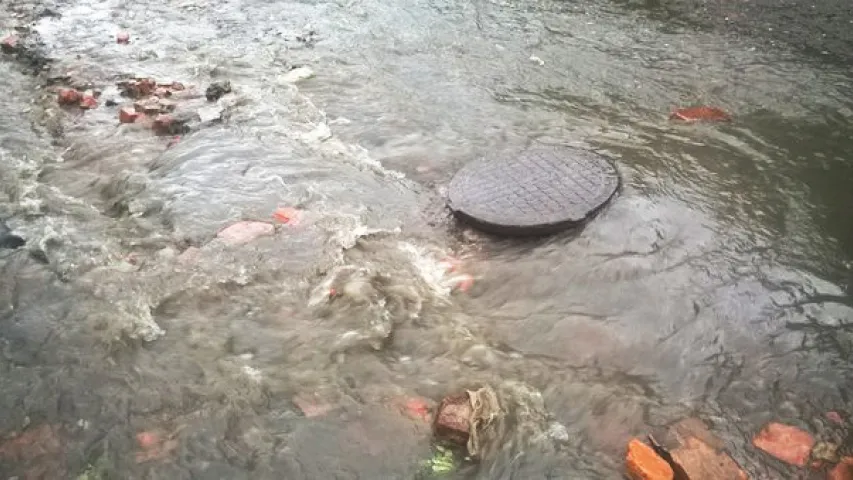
[{"xmin": 447, "ymin": 145, "xmax": 620, "ymax": 235}]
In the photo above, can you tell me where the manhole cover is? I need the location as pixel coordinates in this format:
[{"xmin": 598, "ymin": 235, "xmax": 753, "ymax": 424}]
[{"xmin": 447, "ymin": 145, "xmax": 620, "ymax": 236}]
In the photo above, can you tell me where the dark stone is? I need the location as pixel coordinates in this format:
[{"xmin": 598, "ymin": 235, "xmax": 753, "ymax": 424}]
[
  {"xmin": 0, "ymin": 234, "xmax": 25, "ymax": 249},
  {"xmin": 447, "ymin": 144, "xmax": 620, "ymax": 236},
  {"xmin": 205, "ymin": 80, "xmax": 232, "ymax": 102}
]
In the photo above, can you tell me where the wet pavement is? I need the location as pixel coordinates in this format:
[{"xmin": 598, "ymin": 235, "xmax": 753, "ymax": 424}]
[{"xmin": 0, "ymin": 0, "xmax": 852, "ymax": 478}]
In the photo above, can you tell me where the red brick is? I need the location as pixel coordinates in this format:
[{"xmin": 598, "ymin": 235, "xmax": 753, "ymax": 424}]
[
  {"xmin": 57, "ymin": 88, "xmax": 81, "ymax": 105},
  {"xmin": 152, "ymin": 114, "xmax": 173, "ymax": 134},
  {"xmin": 216, "ymin": 221, "xmax": 275, "ymax": 245},
  {"xmin": 119, "ymin": 106, "xmax": 139, "ymax": 123},
  {"xmin": 752, "ymin": 422, "xmax": 814, "ymax": 467},
  {"xmin": 1, "ymin": 34, "xmax": 18, "ymax": 53},
  {"xmin": 626, "ymin": 438, "xmax": 674, "ymax": 480},
  {"xmin": 829, "ymin": 458, "xmax": 853, "ymax": 480},
  {"xmin": 433, "ymin": 392, "xmax": 471, "ymax": 446},
  {"xmin": 670, "ymin": 436, "xmax": 748, "ymax": 480},
  {"xmin": 79, "ymin": 90, "xmax": 98, "ymax": 109},
  {"xmin": 670, "ymin": 106, "xmax": 731, "ymax": 122},
  {"xmin": 116, "ymin": 31, "xmax": 130, "ymax": 44}
]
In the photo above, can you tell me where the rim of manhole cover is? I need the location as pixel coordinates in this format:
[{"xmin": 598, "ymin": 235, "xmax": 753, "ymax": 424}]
[{"xmin": 447, "ymin": 145, "xmax": 620, "ymax": 236}]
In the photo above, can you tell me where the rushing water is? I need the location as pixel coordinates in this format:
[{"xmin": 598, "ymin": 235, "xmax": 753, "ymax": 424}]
[{"xmin": 1, "ymin": 0, "xmax": 852, "ymax": 478}]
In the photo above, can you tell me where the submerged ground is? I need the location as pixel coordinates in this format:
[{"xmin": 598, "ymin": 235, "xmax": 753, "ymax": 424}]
[{"xmin": 0, "ymin": 0, "xmax": 851, "ymax": 478}]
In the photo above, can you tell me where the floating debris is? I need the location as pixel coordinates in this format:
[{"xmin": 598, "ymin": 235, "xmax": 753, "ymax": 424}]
[
  {"xmin": 432, "ymin": 386, "xmax": 502, "ymax": 459},
  {"xmin": 418, "ymin": 444, "xmax": 458, "ymax": 477}
]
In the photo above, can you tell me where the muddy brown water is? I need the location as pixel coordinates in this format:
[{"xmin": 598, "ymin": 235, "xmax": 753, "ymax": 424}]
[{"xmin": 1, "ymin": 0, "xmax": 852, "ymax": 478}]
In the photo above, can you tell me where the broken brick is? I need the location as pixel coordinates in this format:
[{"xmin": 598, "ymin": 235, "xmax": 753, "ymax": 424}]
[
  {"xmin": 826, "ymin": 411, "xmax": 844, "ymax": 425},
  {"xmin": 433, "ymin": 392, "xmax": 471, "ymax": 446},
  {"xmin": 0, "ymin": 424, "xmax": 66, "ymax": 478},
  {"xmin": 119, "ymin": 106, "xmax": 139, "ymax": 123},
  {"xmin": 116, "ymin": 31, "xmax": 130, "ymax": 44},
  {"xmin": 57, "ymin": 88, "xmax": 81, "ymax": 105},
  {"xmin": 79, "ymin": 90, "xmax": 98, "ymax": 109},
  {"xmin": 176, "ymin": 246, "xmax": 200, "ymax": 265},
  {"xmin": 134, "ymin": 430, "xmax": 178, "ymax": 463},
  {"xmin": 669, "ymin": 106, "xmax": 731, "ymax": 123},
  {"xmin": 0, "ymin": 424, "xmax": 63, "ymax": 461},
  {"xmin": 752, "ymin": 422, "xmax": 814, "ymax": 467},
  {"xmin": 669, "ymin": 436, "xmax": 747, "ymax": 480},
  {"xmin": 142, "ymin": 100, "xmax": 163, "ymax": 115},
  {"xmin": 154, "ymin": 86, "xmax": 172, "ymax": 97},
  {"xmin": 292, "ymin": 393, "xmax": 334, "ymax": 418},
  {"xmin": 829, "ymin": 458, "xmax": 853, "ymax": 480},
  {"xmin": 1, "ymin": 34, "xmax": 18, "ymax": 53},
  {"xmin": 119, "ymin": 78, "xmax": 157, "ymax": 98},
  {"xmin": 626, "ymin": 438, "xmax": 674, "ymax": 480},
  {"xmin": 216, "ymin": 221, "xmax": 275, "ymax": 245},
  {"xmin": 152, "ymin": 114, "xmax": 174, "ymax": 134},
  {"xmin": 272, "ymin": 207, "xmax": 300, "ymax": 224},
  {"xmin": 158, "ymin": 98, "xmax": 176, "ymax": 112},
  {"xmin": 136, "ymin": 431, "xmax": 159, "ymax": 449},
  {"xmin": 401, "ymin": 397, "xmax": 431, "ymax": 421}
]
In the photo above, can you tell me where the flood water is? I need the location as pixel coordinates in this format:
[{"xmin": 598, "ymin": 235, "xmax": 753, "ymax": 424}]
[{"xmin": 1, "ymin": 0, "xmax": 852, "ymax": 478}]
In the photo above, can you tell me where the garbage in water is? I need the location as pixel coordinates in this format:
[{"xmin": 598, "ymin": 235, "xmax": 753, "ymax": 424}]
[
  {"xmin": 418, "ymin": 444, "xmax": 459, "ymax": 477},
  {"xmin": 669, "ymin": 106, "xmax": 731, "ymax": 122}
]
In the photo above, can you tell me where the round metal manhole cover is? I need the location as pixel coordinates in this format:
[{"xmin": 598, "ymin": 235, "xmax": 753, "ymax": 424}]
[{"xmin": 447, "ymin": 145, "xmax": 620, "ymax": 236}]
